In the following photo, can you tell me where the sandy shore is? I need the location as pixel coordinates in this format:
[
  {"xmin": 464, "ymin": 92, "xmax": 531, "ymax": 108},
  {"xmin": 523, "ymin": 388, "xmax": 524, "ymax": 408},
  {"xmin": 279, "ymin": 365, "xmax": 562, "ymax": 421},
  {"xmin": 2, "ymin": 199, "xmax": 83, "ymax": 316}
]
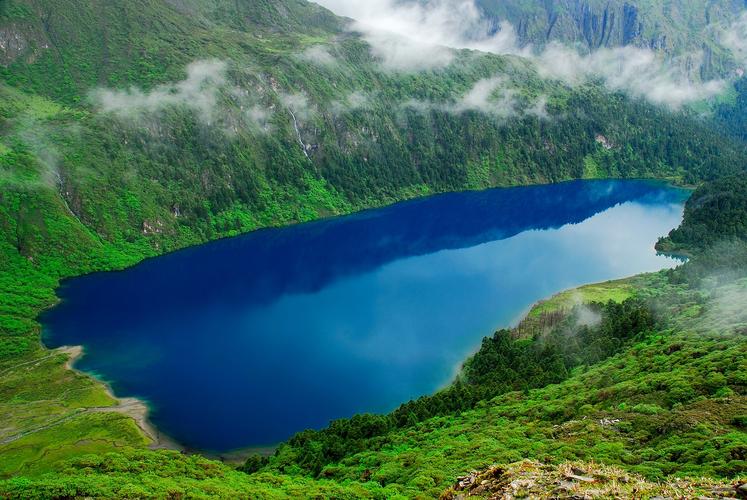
[{"xmin": 58, "ymin": 345, "xmax": 182, "ymax": 451}]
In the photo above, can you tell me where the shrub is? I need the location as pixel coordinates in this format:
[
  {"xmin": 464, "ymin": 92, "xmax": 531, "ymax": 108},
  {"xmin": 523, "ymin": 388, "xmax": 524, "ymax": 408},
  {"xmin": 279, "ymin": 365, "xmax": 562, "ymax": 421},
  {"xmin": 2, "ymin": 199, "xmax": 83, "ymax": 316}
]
[{"xmin": 631, "ymin": 404, "xmax": 663, "ymax": 415}]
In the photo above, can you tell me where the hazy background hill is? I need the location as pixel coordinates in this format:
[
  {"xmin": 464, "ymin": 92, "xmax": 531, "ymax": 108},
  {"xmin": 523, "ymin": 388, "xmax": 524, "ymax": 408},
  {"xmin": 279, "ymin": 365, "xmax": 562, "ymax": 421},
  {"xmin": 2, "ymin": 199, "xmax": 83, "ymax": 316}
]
[
  {"xmin": 476, "ymin": 0, "xmax": 745, "ymax": 78},
  {"xmin": 318, "ymin": 0, "xmax": 746, "ymax": 86},
  {"xmin": 474, "ymin": 0, "xmax": 745, "ymax": 50}
]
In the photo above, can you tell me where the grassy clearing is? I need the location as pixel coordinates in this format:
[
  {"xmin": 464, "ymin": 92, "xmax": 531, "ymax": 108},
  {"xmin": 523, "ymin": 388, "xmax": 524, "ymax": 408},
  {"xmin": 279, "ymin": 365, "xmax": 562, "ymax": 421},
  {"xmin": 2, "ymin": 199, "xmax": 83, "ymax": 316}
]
[
  {"xmin": 527, "ymin": 278, "xmax": 637, "ymax": 319},
  {"xmin": 0, "ymin": 344, "xmax": 149, "ymax": 478}
]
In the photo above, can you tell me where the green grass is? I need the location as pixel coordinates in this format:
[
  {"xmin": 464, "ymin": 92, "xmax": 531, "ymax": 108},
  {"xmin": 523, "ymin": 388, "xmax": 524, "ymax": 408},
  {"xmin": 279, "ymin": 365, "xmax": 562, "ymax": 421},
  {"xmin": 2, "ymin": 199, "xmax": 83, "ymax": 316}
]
[
  {"xmin": 0, "ymin": 342, "xmax": 148, "ymax": 477},
  {"xmin": 0, "ymin": 413, "xmax": 149, "ymax": 478},
  {"xmin": 527, "ymin": 279, "xmax": 636, "ymax": 319}
]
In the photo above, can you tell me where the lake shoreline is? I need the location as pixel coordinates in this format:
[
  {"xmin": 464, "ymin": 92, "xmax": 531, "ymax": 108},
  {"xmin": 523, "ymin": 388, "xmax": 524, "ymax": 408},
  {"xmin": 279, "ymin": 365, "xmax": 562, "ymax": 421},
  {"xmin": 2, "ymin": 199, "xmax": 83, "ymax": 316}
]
[
  {"xmin": 43, "ymin": 179, "xmax": 689, "ymax": 460},
  {"xmin": 59, "ymin": 343, "xmax": 285, "ymax": 461},
  {"xmin": 54, "ymin": 274, "xmax": 651, "ymax": 464},
  {"xmin": 57, "ymin": 345, "xmax": 182, "ymax": 452}
]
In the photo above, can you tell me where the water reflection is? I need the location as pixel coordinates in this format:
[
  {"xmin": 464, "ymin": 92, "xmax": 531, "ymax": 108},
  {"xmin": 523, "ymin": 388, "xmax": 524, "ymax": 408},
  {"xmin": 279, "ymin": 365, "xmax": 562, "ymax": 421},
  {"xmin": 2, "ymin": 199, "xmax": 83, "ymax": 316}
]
[{"xmin": 43, "ymin": 180, "xmax": 688, "ymax": 451}]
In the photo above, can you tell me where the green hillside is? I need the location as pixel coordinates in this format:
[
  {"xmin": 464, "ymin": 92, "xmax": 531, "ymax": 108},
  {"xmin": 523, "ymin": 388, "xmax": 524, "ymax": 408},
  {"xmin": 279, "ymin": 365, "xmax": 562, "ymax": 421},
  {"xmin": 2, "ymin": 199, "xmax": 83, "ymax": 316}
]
[
  {"xmin": 0, "ymin": 0, "xmax": 746, "ymax": 497},
  {"xmin": 2, "ymin": 182, "xmax": 746, "ymax": 497}
]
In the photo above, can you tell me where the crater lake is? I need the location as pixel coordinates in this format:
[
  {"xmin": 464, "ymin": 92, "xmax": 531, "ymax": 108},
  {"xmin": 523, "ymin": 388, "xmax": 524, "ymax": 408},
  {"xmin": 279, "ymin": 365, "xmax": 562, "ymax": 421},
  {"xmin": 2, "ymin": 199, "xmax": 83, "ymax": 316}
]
[{"xmin": 43, "ymin": 180, "xmax": 689, "ymax": 452}]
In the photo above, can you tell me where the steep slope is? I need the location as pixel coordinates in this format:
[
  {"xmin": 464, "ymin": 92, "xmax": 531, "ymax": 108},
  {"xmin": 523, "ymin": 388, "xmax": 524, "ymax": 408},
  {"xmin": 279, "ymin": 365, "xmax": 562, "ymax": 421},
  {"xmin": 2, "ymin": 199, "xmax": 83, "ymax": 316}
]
[
  {"xmin": 475, "ymin": 0, "xmax": 745, "ymax": 78},
  {"xmin": 0, "ymin": 0, "xmax": 743, "ymax": 264}
]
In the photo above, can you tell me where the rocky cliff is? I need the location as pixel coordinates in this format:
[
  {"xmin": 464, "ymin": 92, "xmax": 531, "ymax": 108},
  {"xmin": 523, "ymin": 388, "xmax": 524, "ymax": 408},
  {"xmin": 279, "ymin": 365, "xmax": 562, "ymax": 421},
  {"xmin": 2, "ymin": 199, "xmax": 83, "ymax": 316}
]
[{"xmin": 476, "ymin": 0, "xmax": 746, "ymax": 78}]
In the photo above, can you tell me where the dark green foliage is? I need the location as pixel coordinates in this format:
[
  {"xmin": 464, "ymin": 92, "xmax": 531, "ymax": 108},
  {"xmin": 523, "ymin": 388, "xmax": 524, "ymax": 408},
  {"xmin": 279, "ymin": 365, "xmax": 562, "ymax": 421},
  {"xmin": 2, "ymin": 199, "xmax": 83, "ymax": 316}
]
[
  {"xmin": 239, "ymin": 454, "xmax": 269, "ymax": 474},
  {"xmin": 715, "ymin": 77, "xmax": 747, "ymax": 142},
  {"xmin": 659, "ymin": 174, "xmax": 747, "ymax": 284},
  {"xmin": 669, "ymin": 240, "xmax": 747, "ymax": 285},
  {"xmin": 664, "ymin": 174, "xmax": 747, "ymax": 251}
]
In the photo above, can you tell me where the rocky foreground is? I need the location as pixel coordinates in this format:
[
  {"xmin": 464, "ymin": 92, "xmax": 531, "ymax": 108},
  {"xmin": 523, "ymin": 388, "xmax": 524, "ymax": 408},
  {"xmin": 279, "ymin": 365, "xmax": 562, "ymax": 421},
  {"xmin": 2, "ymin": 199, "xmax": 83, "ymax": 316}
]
[{"xmin": 441, "ymin": 460, "xmax": 747, "ymax": 499}]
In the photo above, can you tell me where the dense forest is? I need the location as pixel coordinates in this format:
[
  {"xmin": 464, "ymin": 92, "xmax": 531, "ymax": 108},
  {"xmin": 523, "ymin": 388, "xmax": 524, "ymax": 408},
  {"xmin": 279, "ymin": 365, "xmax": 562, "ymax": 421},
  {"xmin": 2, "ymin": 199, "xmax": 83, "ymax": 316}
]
[
  {"xmin": 716, "ymin": 77, "xmax": 747, "ymax": 143},
  {"xmin": 661, "ymin": 174, "xmax": 747, "ymax": 252}
]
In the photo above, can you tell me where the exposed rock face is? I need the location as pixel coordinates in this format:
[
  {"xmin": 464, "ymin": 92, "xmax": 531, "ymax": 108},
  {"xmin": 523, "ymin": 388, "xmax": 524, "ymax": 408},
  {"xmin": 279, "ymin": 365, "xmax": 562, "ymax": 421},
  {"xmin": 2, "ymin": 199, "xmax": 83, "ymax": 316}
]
[
  {"xmin": 476, "ymin": 0, "xmax": 746, "ymax": 78},
  {"xmin": 480, "ymin": 0, "xmax": 738, "ymax": 50},
  {"xmin": 0, "ymin": 26, "xmax": 28, "ymax": 66},
  {"xmin": 441, "ymin": 460, "xmax": 746, "ymax": 499}
]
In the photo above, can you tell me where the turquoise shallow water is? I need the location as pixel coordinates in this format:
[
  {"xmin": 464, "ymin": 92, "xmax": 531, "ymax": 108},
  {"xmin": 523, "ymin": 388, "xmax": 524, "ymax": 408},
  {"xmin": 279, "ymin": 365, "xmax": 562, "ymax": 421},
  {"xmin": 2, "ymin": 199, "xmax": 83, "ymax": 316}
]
[{"xmin": 43, "ymin": 180, "xmax": 689, "ymax": 451}]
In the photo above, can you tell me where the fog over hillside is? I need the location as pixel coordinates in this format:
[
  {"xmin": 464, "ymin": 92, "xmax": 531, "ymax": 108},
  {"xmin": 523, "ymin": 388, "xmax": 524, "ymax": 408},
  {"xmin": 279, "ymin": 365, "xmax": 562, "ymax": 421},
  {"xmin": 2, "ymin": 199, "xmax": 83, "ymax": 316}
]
[{"xmin": 314, "ymin": 0, "xmax": 746, "ymax": 107}]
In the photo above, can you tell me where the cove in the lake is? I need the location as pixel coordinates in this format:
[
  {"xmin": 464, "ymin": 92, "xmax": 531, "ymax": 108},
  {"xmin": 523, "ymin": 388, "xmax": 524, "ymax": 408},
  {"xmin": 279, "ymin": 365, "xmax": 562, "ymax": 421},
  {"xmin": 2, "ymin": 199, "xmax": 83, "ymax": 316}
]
[{"xmin": 43, "ymin": 180, "xmax": 689, "ymax": 452}]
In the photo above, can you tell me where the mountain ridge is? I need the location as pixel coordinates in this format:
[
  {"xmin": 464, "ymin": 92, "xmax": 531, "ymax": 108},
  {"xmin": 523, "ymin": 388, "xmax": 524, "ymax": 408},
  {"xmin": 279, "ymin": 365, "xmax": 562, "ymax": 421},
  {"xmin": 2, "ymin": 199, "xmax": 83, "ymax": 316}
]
[{"xmin": 474, "ymin": 0, "xmax": 746, "ymax": 78}]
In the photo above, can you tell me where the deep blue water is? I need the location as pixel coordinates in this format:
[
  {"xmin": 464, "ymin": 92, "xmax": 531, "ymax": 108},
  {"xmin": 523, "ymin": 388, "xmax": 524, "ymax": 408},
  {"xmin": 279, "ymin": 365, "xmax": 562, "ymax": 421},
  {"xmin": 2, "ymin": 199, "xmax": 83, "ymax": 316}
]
[{"xmin": 43, "ymin": 180, "xmax": 688, "ymax": 452}]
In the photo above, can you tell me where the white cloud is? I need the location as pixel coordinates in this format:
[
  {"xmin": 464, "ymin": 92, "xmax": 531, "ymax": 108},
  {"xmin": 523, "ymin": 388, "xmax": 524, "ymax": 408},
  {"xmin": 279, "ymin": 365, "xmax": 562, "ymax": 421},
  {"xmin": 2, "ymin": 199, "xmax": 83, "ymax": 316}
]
[
  {"xmin": 314, "ymin": 0, "xmax": 524, "ymax": 71},
  {"xmin": 279, "ymin": 92, "xmax": 314, "ymax": 121},
  {"xmin": 525, "ymin": 95, "xmax": 549, "ymax": 119},
  {"xmin": 16, "ymin": 116, "xmax": 64, "ymax": 189},
  {"xmin": 90, "ymin": 60, "xmax": 283, "ymax": 134},
  {"xmin": 245, "ymin": 105, "xmax": 273, "ymax": 133},
  {"xmin": 90, "ymin": 60, "xmax": 229, "ymax": 120},
  {"xmin": 402, "ymin": 77, "xmax": 546, "ymax": 119},
  {"xmin": 452, "ymin": 77, "xmax": 518, "ymax": 117},
  {"xmin": 299, "ymin": 45, "xmax": 338, "ymax": 67},
  {"xmin": 331, "ymin": 90, "xmax": 372, "ymax": 114},
  {"xmin": 537, "ymin": 44, "xmax": 726, "ymax": 108},
  {"xmin": 362, "ymin": 30, "xmax": 455, "ymax": 71},
  {"xmin": 722, "ymin": 12, "xmax": 747, "ymax": 67}
]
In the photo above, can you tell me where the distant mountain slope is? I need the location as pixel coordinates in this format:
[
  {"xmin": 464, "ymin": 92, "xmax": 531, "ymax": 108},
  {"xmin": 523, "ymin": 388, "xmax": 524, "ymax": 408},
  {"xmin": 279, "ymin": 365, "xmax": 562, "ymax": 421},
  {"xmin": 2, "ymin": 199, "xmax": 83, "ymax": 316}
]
[
  {"xmin": 0, "ymin": 0, "xmax": 742, "ymax": 255},
  {"xmin": 475, "ymin": 0, "xmax": 745, "ymax": 78}
]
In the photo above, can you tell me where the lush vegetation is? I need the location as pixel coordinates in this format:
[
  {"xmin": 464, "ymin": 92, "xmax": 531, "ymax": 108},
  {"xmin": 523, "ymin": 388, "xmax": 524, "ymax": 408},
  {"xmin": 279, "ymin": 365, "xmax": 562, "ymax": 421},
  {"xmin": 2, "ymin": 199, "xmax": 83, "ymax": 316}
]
[
  {"xmin": 716, "ymin": 76, "xmax": 747, "ymax": 142},
  {"xmin": 660, "ymin": 174, "xmax": 747, "ymax": 252},
  {"xmin": 1, "ymin": 0, "xmax": 746, "ymax": 498},
  {"xmin": 0, "ymin": 449, "xmax": 397, "ymax": 499}
]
